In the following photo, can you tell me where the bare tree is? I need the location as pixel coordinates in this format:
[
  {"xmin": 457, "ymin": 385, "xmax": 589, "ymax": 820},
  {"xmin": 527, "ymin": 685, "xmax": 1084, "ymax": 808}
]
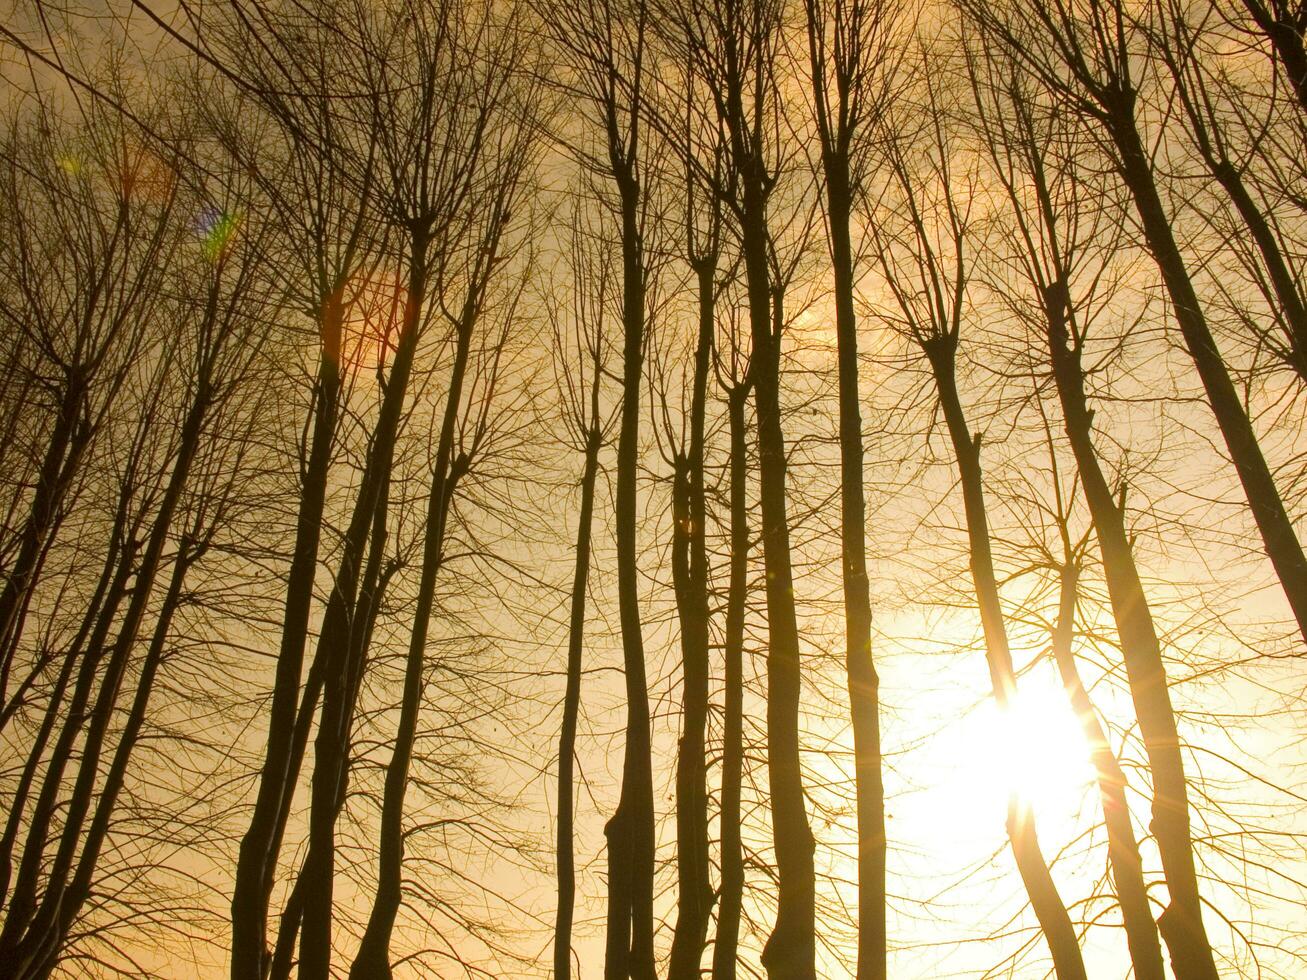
[
  {"xmin": 551, "ymin": 207, "xmax": 617, "ymax": 980},
  {"xmin": 0, "ymin": 99, "xmax": 278, "ymax": 977},
  {"xmin": 1226, "ymin": 0, "xmax": 1307, "ymax": 117},
  {"xmin": 965, "ymin": 47, "xmax": 1168, "ymax": 980},
  {"xmin": 710, "ymin": 304, "xmax": 753, "ymax": 980},
  {"xmin": 291, "ymin": 4, "xmax": 516, "ymax": 975},
  {"xmin": 671, "ymin": 0, "xmax": 819, "ymax": 971},
  {"xmin": 653, "ymin": 48, "xmax": 729, "ymax": 980},
  {"xmin": 958, "ymin": 0, "xmax": 1307, "ymax": 664},
  {"xmin": 801, "ymin": 0, "xmax": 902, "ymax": 970},
  {"xmin": 869, "ymin": 65, "xmax": 1088, "ymax": 980},
  {"xmin": 200, "ymin": 2, "xmax": 387, "ymax": 973},
  {"xmin": 538, "ymin": 0, "xmax": 658, "ymax": 974},
  {"xmin": 0, "ymin": 96, "xmax": 174, "ymax": 726},
  {"xmin": 1149, "ymin": 0, "xmax": 1307, "ymax": 382},
  {"xmin": 351, "ymin": 52, "xmax": 539, "ymax": 974}
]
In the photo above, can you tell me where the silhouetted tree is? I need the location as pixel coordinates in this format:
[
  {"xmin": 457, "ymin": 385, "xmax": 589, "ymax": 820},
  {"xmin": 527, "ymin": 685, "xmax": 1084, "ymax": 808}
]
[
  {"xmin": 539, "ymin": 0, "xmax": 658, "ymax": 974},
  {"xmin": 551, "ymin": 207, "xmax": 617, "ymax": 980},
  {"xmin": 869, "ymin": 65, "xmax": 1088, "ymax": 980}
]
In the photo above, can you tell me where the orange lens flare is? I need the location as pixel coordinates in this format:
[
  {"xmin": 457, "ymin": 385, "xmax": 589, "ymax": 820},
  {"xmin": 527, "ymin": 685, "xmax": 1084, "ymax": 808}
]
[{"xmin": 322, "ymin": 268, "xmax": 409, "ymax": 374}]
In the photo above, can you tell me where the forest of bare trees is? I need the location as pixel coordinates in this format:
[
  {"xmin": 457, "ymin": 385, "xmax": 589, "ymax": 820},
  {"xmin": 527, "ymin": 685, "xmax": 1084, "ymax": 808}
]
[{"xmin": 0, "ymin": 0, "xmax": 1305, "ymax": 976}]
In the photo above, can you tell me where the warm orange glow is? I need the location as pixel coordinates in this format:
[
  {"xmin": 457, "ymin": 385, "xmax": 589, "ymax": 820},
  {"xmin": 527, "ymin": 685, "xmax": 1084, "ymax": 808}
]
[
  {"xmin": 115, "ymin": 140, "xmax": 175, "ymax": 203},
  {"xmin": 328, "ymin": 267, "xmax": 409, "ymax": 374}
]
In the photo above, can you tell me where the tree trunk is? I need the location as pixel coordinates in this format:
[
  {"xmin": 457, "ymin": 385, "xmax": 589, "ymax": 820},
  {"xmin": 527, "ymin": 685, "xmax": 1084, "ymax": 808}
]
[
  {"xmin": 350, "ymin": 281, "xmax": 481, "ymax": 979},
  {"xmin": 711, "ymin": 383, "xmax": 750, "ymax": 980},
  {"xmin": 231, "ymin": 296, "xmax": 342, "ymax": 980},
  {"xmin": 739, "ymin": 201, "xmax": 817, "ymax": 980},
  {"xmin": 825, "ymin": 162, "xmax": 886, "ymax": 980},
  {"xmin": 268, "ymin": 504, "xmax": 393, "ymax": 980},
  {"xmin": 1048, "ymin": 558, "xmax": 1165, "ymax": 980},
  {"xmin": 1042, "ymin": 272, "xmax": 1218, "ymax": 980},
  {"xmin": 1106, "ymin": 100, "xmax": 1307, "ymax": 652},
  {"xmin": 668, "ymin": 260, "xmax": 717, "ymax": 980},
  {"xmin": 298, "ymin": 229, "xmax": 429, "ymax": 980},
  {"xmin": 554, "ymin": 421, "xmax": 601, "ymax": 980},
  {"xmin": 923, "ymin": 335, "xmax": 1088, "ymax": 980},
  {"xmin": 604, "ymin": 161, "xmax": 656, "ymax": 980}
]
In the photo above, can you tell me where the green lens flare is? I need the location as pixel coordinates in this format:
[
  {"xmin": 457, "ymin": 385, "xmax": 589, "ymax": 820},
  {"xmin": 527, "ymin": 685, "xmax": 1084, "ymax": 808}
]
[{"xmin": 199, "ymin": 209, "xmax": 239, "ymax": 262}]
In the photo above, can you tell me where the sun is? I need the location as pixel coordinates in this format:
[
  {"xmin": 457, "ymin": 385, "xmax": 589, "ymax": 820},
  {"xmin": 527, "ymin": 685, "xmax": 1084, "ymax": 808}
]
[
  {"xmin": 967, "ymin": 664, "xmax": 1099, "ymax": 833},
  {"xmin": 909, "ymin": 655, "xmax": 1103, "ymax": 862}
]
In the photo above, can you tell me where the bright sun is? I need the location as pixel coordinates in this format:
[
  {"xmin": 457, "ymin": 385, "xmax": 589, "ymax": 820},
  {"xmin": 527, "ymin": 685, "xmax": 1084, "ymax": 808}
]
[{"xmin": 948, "ymin": 662, "xmax": 1099, "ymax": 841}]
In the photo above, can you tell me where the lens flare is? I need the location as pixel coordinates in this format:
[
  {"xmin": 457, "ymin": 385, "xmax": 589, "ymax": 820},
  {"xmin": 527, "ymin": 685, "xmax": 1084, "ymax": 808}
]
[
  {"xmin": 116, "ymin": 142, "xmax": 175, "ymax": 202},
  {"xmin": 322, "ymin": 268, "xmax": 408, "ymax": 374},
  {"xmin": 196, "ymin": 209, "xmax": 240, "ymax": 263}
]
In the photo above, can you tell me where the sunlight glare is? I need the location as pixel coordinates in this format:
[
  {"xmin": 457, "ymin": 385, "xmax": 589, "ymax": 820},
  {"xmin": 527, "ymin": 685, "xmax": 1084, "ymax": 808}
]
[{"xmin": 955, "ymin": 664, "xmax": 1097, "ymax": 837}]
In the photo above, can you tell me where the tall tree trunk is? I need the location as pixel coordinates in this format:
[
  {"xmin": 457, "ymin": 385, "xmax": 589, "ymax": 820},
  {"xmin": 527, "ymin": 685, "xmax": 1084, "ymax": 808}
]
[
  {"xmin": 231, "ymin": 295, "xmax": 343, "ymax": 980},
  {"xmin": 1048, "ymin": 557, "xmax": 1165, "ymax": 980},
  {"xmin": 0, "ymin": 382, "xmax": 87, "ymax": 708},
  {"xmin": 740, "ymin": 210, "xmax": 817, "ymax": 980},
  {"xmin": 350, "ymin": 279, "xmax": 482, "ymax": 979},
  {"xmin": 668, "ymin": 260, "xmax": 717, "ymax": 980},
  {"xmin": 1043, "ymin": 276, "xmax": 1218, "ymax": 980},
  {"xmin": 1105, "ymin": 99, "xmax": 1307, "ymax": 652},
  {"xmin": 825, "ymin": 158, "xmax": 886, "ymax": 980},
  {"xmin": 0, "ymin": 521, "xmax": 134, "ymax": 907},
  {"xmin": 4, "ymin": 353, "xmax": 214, "ymax": 977},
  {"xmin": 708, "ymin": 8, "xmax": 817, "ymax": 970},
  {"xmin": 268, "ymin": 498, "xmax": 393, "ymax": 980},
  {"xmin": 734, "ymin": 198, "xmax": 817, "ymax": 980},
  {"xmin": 922, "ymin": 334, "xmax": 1088, "ymax": 980},
  {"xmin": 604, "ymin": 161, "xmax": 656, "ymax": 980},
  {"xmin": 298, "ymin": 229, "xmax": 429, "ymax": 980},
  {"xmin": 711, "ymin": 382, "xmax": 750, "ymax": 980},
  {"xmin": 554, "ymin": 417, "xmax": 601, "ymax": 980}
]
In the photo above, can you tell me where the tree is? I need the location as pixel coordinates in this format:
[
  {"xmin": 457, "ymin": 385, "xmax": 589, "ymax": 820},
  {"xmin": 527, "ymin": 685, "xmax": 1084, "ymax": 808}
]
[
  {"xmin": 709, "ymin": 303, "xmax": 753, "ymax": 980},
  {"xmin": 674, "ymin": 0, "xmax": 819, "ymax": 971},
  {"xmin": 551, "ymin": 207, "xmax": 617, "ymax": 980},
  {"xmin": 958, "ymin": 0, "xmax": 1307, "ymax": 659},
  {"xmin": 538, "ymin": 0, "xmax": 658, "ymax": 974},
  {"xmin": 869, "ymin": 65, "xmax": 1088, "ymax": 980},
  {"xmin": 0, "ymin": 95, "xmax": 279, "ymax": 978},
  {"xmin": 292, "ymin": 4, "xmax": 520, "ymax": 974},
  {"xmin": 351, "ymin": 51, "xmax": 539, "ymax": 973},
  {"xmin": 801, "ymin": 0, "xmax": 901, "ymax": 970},
  {"xmin": 657, "ymin": 48, "xmax": 726, "ymax": 980},
  {"xmin": 204, "ymin": 3, "xmax": 387, "ymax": 972},
  {"xmin": 965, "ymin": 48, "xmax": 1167, "ymax": 980},
  {"xmin": 1149, "ymin": 0, "xmax": 1307, "ymax": 383}
]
